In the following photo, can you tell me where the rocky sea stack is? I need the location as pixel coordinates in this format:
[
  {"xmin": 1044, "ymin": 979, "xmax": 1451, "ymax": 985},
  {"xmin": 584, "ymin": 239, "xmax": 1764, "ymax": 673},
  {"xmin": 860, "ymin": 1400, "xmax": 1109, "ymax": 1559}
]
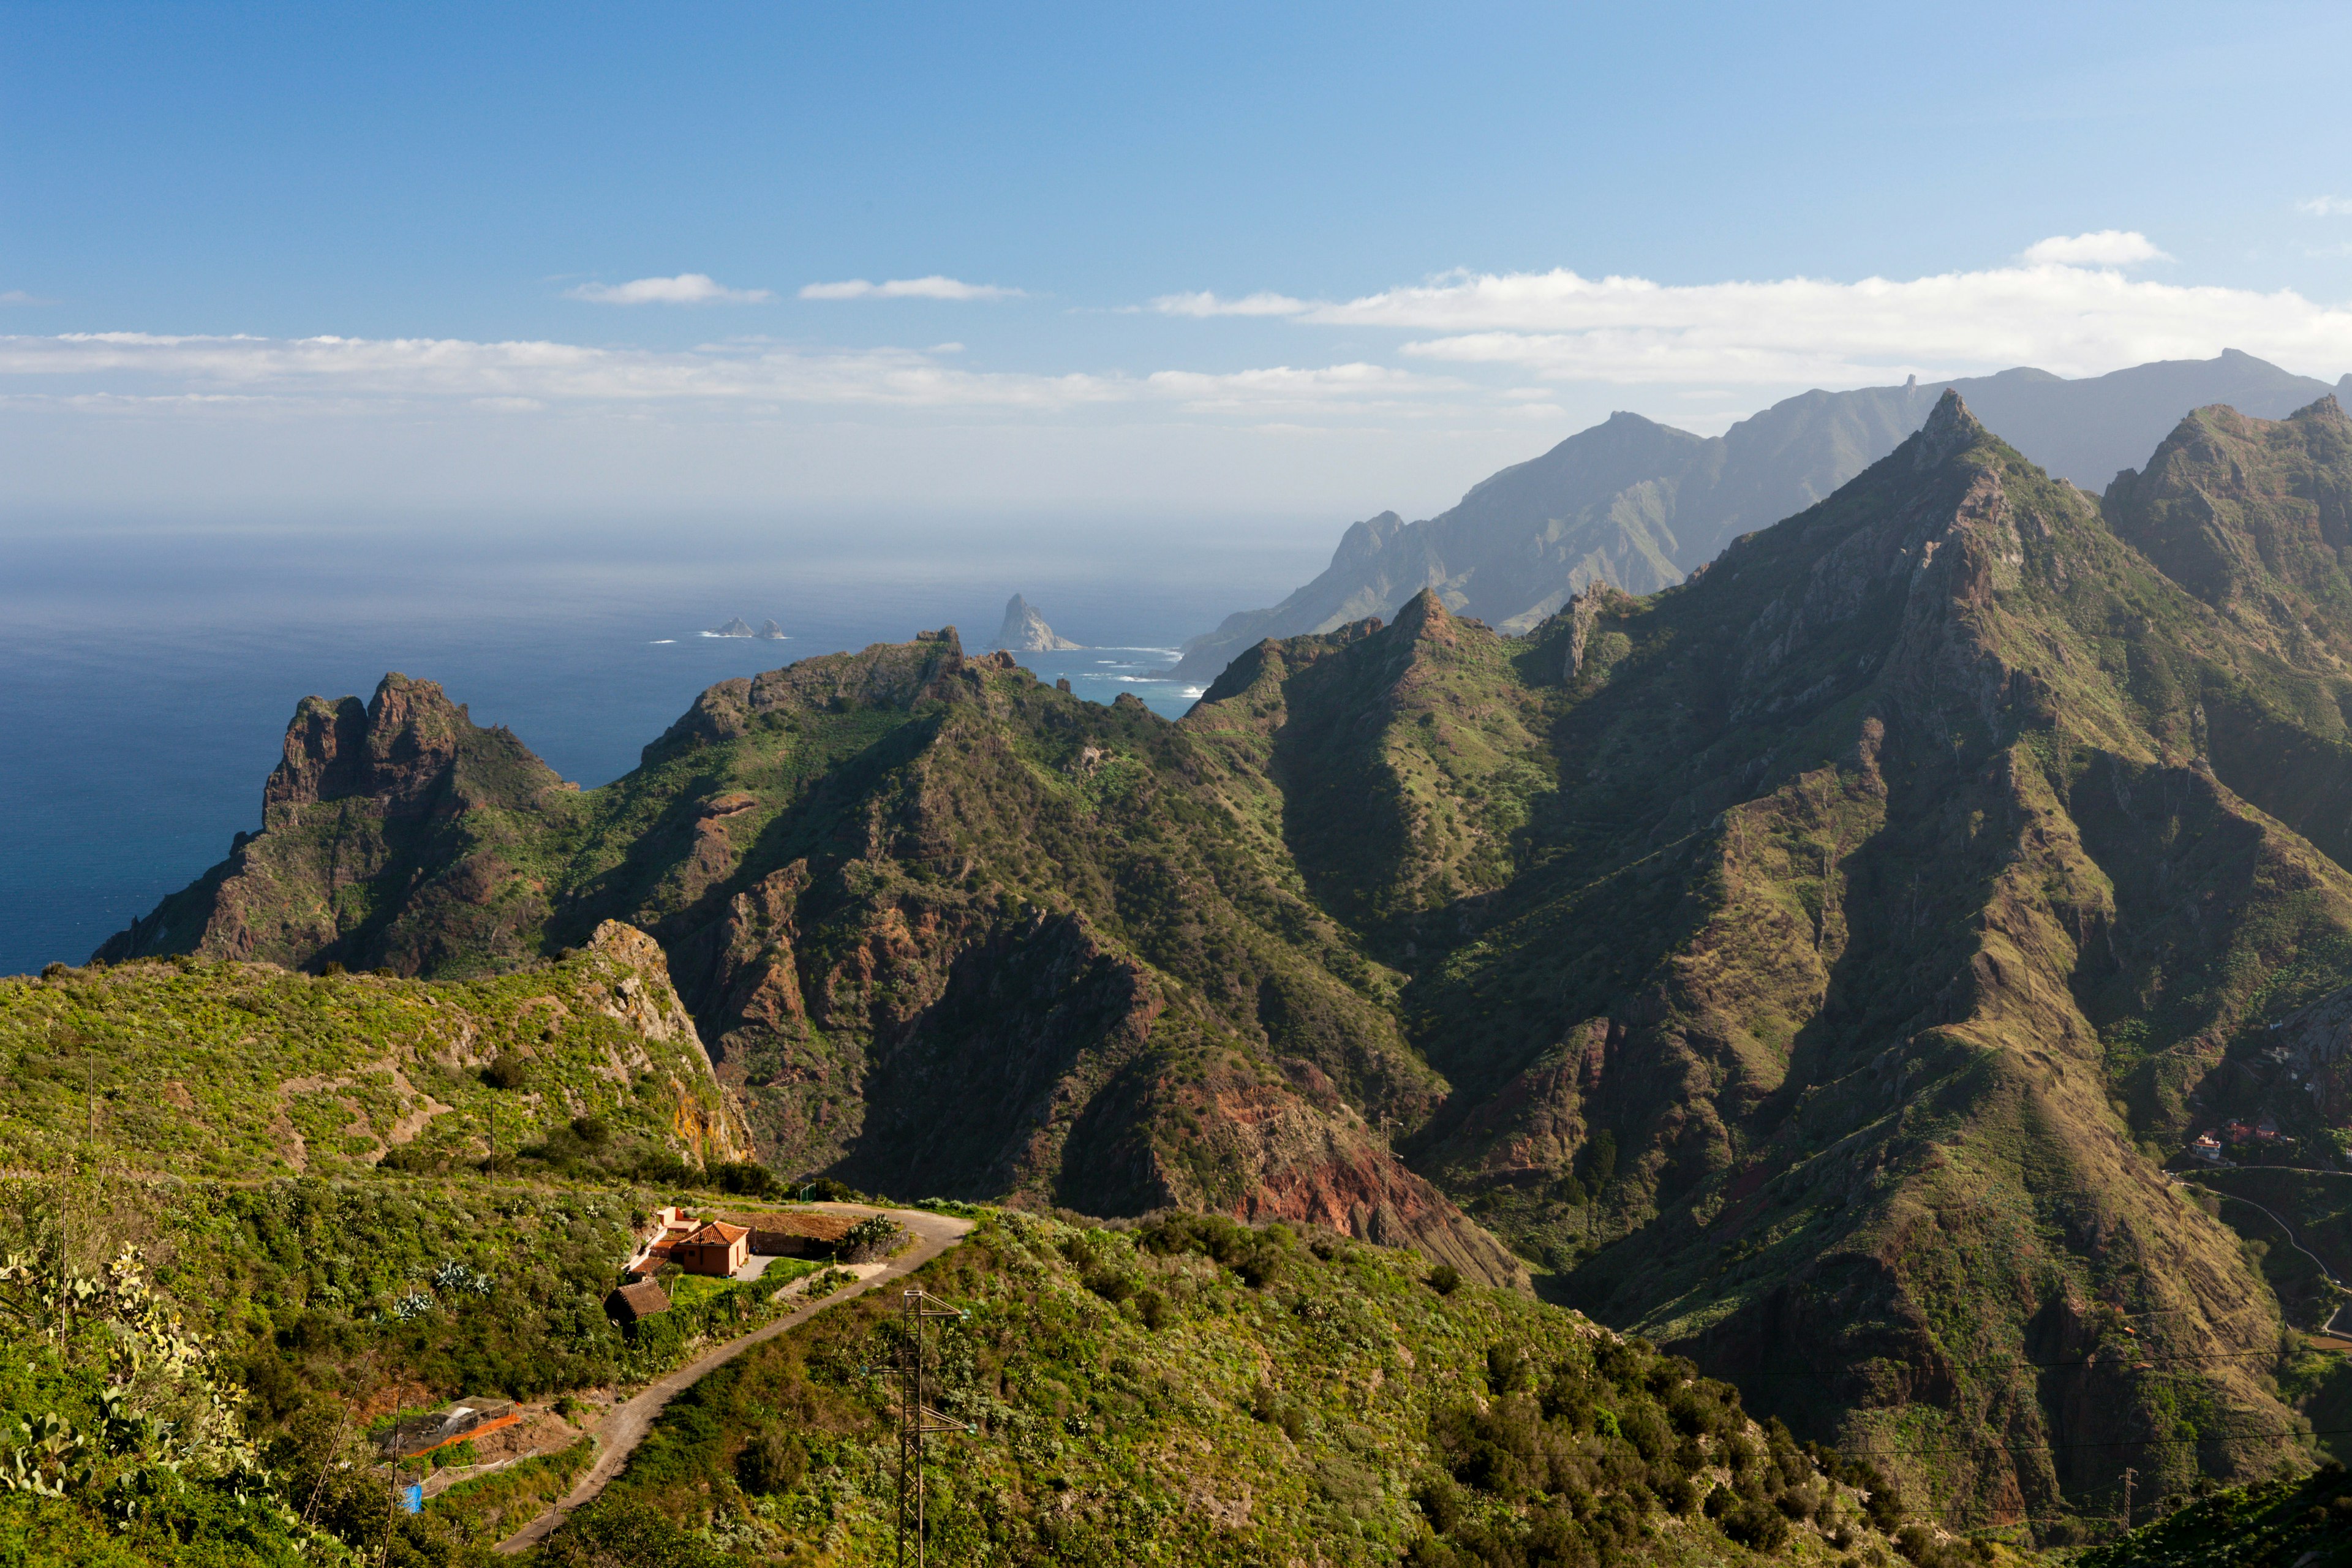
[{"xmin": 993, "ymin": 592, "xmax": 1082, "ymax": 650}]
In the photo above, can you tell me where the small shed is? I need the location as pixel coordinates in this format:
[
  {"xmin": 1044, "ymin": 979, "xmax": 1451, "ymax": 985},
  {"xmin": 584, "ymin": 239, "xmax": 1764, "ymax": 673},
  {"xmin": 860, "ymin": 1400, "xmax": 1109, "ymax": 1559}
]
[
  {"xmin": 606, "ymin": 1280, "xmax": 671, "ymax": 1327},
  {"xmin": 674, "ymin": 1221, "xmax": 751, "ymax": 1277}
]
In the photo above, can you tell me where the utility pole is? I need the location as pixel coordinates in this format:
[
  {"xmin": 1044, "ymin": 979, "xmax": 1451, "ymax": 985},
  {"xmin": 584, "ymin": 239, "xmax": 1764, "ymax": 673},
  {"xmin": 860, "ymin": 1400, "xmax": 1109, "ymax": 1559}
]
[
  {"xmin": 2122, "ymin": 1466, "xmax": 2137, "ymax": 1532},
  {"xmin": 873, "ymin": 1287, "xmax": 971, "ymax": 1568},
  {"xmin": 86, "ymin": 1054, "xmax": 95, "ymax": 1144}
]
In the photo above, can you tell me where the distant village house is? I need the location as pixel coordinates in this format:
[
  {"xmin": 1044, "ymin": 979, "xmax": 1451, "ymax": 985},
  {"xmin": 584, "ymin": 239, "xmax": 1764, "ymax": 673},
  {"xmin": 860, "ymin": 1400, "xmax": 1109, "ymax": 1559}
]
[{"xmin": 673, "ymin": 1220, "xmax": 751, "ymax": 1276}]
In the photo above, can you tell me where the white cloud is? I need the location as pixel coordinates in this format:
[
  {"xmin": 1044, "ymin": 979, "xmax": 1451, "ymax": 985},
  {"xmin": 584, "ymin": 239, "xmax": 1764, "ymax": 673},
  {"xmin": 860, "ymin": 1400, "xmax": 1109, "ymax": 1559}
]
[
  {"xmin": 0, "ymin": 290, "xmax": 55, "ymax": 306},
  {"xmin": 565, "ymin": 273, "xmax": 774, "ymax": 305},
  {"xmin": 2301, "ymin": 196, "xmax": 2352, "ymax": 218},
  {"xmin": 1142, "ymin": 362, "xmax": 1455, "ymax": 412},
  {"xmin": 1293, "ymin": 260, "xmax": 2352, "ymax": 385},
  {"xmin": 2019, "ymin": 230, "xmax": 2170, "ymax": 266},
  {"xmin": 1147, "ymin": 290, "xmax": 1311, "ymax": 318},
  {"xmin": 0, "ymin": 331, "xmax": 1450, "ymax": 418},
  {"xmin": 797, "ymin": 276, "xmax": 1024, "ymax": 301}
]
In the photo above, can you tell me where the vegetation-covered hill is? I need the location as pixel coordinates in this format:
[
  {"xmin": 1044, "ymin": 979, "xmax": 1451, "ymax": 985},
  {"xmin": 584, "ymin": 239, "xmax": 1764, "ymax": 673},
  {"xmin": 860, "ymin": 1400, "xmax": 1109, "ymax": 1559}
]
[
  {"xmin": 537, "ymin": 1208, "xmax": 1950, "ymax": 1567},
  {"xmin": 93, "ymin": 390, "xmax": 2352, "ymax": 1537},
  {"xmin": 0, "ymin": 1156, "xmax": 855, "ymax": 1567},
  {"xmin": 14, "ymin": 920, "xmax": 747, "ymax": 1177},
  {"xmin": 2073, "ymin": 1464, "xmax": 2352, "ymax": 1568}
]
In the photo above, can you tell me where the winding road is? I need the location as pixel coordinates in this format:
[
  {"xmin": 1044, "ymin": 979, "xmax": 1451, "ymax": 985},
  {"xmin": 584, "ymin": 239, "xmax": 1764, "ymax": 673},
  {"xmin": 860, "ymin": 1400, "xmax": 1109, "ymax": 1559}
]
[
  {"xmin": 494, "ymin": 1204, "xmax": 976, "ymax": 1554},
  {"xmin": 2176, "ymin": 1178, "xmax": 2352, "ymax": 1338}
]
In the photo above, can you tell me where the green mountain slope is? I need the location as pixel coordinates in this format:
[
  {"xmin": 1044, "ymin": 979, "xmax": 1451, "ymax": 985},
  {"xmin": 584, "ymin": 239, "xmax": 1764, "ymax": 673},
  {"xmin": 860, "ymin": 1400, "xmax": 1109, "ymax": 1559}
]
[
  {"xmin": 100, "ymin": 639, "xmax": 1526, "ymax": 1288},
  {"xmin": 1187, "ymin": 392, "xmax": 2352, "ymax": 1528},
  {"xmin": 95, "ymin": 391, "xmax": 2352, "ymax": 1536},
  {"xmin": 13, "ymin": 921, "xmax": 747, "ymax": 1176},
  {"xmin": 536, "ymin": 1208, "xmax": 1950, "ymax": 1567}
]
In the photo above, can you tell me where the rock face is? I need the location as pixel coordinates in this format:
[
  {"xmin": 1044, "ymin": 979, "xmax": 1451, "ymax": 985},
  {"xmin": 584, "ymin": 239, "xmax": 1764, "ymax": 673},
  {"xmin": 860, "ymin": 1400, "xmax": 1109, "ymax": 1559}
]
[
  {"xmin": 993, "ymin": 594, "xmax": 1082, "ymax": 651},
  {"xmin": 100, "ymin": 673, "xmax": 571, "ymax": 971},
  {"xmin": 755, "ymin": 619, "xmax": 786, "ymax": 640},
  {"xmin": 707, "ymin": 617, "xmax": 756, "ymax": 638},
  {"xmin": 104, "ymin": 391, "xmax": 2352, "ymax": 1525},
  {"xmin": 1169, "ymin": 351, "xmax": 2344, "ymax": 685}
]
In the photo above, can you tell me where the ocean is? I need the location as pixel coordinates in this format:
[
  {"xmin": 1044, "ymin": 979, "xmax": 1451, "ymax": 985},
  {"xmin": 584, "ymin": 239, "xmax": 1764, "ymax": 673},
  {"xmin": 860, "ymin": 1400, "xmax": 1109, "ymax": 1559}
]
[{"xmin": 0, "ymin": 514, "xmax": 1326, "ymax": 976}]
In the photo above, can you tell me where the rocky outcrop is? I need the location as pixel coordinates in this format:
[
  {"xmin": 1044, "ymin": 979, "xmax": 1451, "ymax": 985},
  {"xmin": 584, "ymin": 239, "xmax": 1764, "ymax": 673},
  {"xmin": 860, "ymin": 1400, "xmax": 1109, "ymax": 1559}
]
[
  {"xmin": 993, "ymin": 594, "xmax": 1082, "ymax": 652},
  {"xmin": 706, "ymin": 617, "xmax": 756, "ymax": 638},
  {"xmin": 582, "ymin": 919, "xmax": 754, "ymax": 1164},
  {"xmin": 97, "ymin": 673, "xmax": 571, "ymax": 970}
]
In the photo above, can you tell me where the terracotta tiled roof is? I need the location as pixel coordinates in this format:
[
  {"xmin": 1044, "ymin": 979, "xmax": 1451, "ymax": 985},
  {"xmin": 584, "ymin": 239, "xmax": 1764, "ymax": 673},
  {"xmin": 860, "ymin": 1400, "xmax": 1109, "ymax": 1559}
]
[{"xmin": 682, "ymin": 1221, "xmax": 750, "ymax": 1246}]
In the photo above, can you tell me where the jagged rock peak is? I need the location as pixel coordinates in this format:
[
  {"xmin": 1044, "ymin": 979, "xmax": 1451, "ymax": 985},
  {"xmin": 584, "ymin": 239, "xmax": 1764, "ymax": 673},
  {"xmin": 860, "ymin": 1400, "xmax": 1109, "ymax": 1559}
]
[
  {"xmin": 993, "ymin": 593, "xmax": 1083, "ymax": 652},
  {"xmin": 1389, "ymin": 587, "xmax": 1457, "ymax": 644},
  {"xmin": 262, "ymin": 672, "xmax": 558, "ymax": 814},
  {"xmin": 1910, "ymin": 386, "xmax": 1988, "ymax": 470}
]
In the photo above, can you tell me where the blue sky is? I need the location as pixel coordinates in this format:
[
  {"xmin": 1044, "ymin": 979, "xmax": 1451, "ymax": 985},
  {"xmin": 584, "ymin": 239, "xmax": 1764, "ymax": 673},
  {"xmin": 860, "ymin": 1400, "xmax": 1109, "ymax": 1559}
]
[{"xmin": 5, "ymin": 0, "xmax": 2351, "ymax": 523}]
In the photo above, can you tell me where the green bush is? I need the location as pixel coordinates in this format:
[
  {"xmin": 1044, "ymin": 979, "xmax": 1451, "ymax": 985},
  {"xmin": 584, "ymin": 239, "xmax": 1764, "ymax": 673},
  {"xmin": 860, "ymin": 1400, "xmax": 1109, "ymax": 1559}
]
[{"xmin": 734, "ymin": 1428, "xmax": 805, "ymax": 1495}]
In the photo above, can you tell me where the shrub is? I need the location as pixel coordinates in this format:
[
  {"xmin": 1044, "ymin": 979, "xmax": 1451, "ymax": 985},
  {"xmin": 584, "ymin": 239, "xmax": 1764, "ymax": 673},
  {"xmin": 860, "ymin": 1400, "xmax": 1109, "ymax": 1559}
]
[
  {"xmin": 709, "ymin": 1161, "xmax": 777, "ymax": 1196},
  {"xmin": 483, "ymin": 1050, "xmax": 529, "ymax": 1090},
  {"xmin": 735, "ymin": 1428, "xmax": 805, "ymax": 1495},
  {"xmin": 840, "ymin": 1215, "xmax": 903, "ymax": 1262},
  {"xmin": 1723, "ymin": 1499, "xmax": 1789, "ymax": 1551},
  {"xmin": 1414, "ymin": 1473, "xmax": 1464, "ymax": 1534},
  {"xmin": 1427, "ymin": 1263, "xmax": 1461, "ymax": 1295}
]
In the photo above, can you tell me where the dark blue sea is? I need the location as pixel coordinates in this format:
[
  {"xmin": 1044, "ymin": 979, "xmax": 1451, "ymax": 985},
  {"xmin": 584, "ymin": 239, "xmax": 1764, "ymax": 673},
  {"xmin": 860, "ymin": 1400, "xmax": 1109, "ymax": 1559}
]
[{"xmin": 0, "ymin": 514, "xmax": 1326, "ymax": 976}]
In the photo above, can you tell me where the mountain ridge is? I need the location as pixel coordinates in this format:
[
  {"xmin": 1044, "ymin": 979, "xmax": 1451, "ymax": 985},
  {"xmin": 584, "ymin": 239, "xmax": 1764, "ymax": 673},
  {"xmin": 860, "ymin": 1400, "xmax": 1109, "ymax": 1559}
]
[{"xmin": 1168, "ymin": 350, "xmax": 2347, "ymax": 685}]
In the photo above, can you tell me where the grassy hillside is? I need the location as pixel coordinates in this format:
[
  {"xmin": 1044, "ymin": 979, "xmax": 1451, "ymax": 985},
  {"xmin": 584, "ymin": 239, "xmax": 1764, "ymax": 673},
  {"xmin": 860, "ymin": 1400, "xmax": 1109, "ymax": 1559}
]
[
  {"xmin": 6, "ymin": 922, "xmax": 748, "ymax": 1178},
  {"xmin": 537, "ymin": 1208, "xmax": 1958, "ymax": 1567}
]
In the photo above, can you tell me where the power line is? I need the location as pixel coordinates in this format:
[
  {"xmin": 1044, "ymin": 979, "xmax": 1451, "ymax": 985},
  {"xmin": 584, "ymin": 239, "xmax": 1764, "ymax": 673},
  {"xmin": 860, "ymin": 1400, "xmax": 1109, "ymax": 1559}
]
[
  {"xmin": 1837, "ymin": 1422, "xmax": 2334, "ymax": 1459},
  {"xmin": 1738, "ymin": 1346, "xmax": 2293, "ymax": 1379}
]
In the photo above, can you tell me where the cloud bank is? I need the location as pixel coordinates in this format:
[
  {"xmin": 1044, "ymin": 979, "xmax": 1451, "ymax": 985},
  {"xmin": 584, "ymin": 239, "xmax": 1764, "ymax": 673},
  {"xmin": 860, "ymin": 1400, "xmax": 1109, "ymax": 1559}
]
[
  {"xmin": 1289, "ymin": 249, "xmax": 2352, "ymax": 385},
  {"xmin": 565, "ymin": 273, "xmax": 774, "ymax": 305},
  {"xmin": 799, "ymin": 276, "xmax": 1024, "ymax": 301},
  {"xmin": 1148, "ymin": 290, "xmax": 1311, "ymax": 318},
  {"xmin": 2019, "ymin": 230, "xmax": 2169, "ymax": 266},
  {"xmin": 0, "ymin": 331, "xmax": 1440, "ymax": 417}
]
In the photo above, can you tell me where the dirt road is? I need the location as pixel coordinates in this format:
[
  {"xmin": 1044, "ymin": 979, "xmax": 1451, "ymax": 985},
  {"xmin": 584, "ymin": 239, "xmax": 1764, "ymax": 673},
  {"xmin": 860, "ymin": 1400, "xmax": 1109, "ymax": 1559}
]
[{"xmin": 495, "ymin": 1204, "xmax": 976, "ymax": 1553}]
